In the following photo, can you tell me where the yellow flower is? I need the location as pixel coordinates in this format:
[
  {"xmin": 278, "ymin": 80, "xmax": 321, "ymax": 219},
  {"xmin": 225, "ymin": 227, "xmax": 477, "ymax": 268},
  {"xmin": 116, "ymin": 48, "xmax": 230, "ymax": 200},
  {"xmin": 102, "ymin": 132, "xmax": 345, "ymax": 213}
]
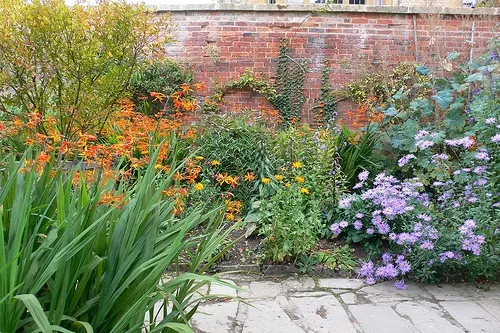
[
  {"xmin": 194, "ymin": 183, "xmax": 204, "ymax": 191},
  {"xmin": 211, "ymin": 160, "xmax": 221, "ymax": 166},
  {"xmin": 295, "ymin": 176, "xmax": 305, "ymax": 183},
  {"xmin": 225, "ymin": 213, "xmax": 235, "ymax": 221},
  {"xmin": 195, "ymin": 156, "xmax": 204, "ymax": 161},
  {"xmin": 299, "ymin": 187, "xmax": 310, "ymax": 195},
  {"xmin": 274, "ymin": 174, "xmax": 283, "ymax": 181},
  {"xmin": 284, "ymin": 183, "xmax": 291, "ymax": 188},
  {"xmin": 292, "ymin": 161, "xmax": 303, "ymax": 169},
  {"xmin": 261, "ymin": 177, "xmax": 271, "ymax": 184}
]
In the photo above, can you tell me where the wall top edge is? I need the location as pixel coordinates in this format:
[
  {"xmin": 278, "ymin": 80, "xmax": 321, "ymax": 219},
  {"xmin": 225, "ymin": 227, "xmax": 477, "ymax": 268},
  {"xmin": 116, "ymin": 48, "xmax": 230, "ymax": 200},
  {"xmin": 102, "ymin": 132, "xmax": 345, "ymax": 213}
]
[{"xmin": 151, "ymin": 4, "xmax": 499, "ymax": 16}]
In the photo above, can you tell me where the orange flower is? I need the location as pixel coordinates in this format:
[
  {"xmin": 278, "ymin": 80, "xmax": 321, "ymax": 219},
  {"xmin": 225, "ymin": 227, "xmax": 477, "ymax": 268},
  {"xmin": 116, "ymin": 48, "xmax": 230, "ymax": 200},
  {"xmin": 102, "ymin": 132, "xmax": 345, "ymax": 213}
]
[
  {"xmin": 37, "ymin": 151, "xmax": 50, "ymax": 165},
  {"xmin": 150, "ymin": 91, "xmax": 166, "ymax": 102},
  {"xmin": 244, "ymin": 172, "xmax": 255, "ymax": 182},
  {"xmin": 193, "ymin": 82, "xmax": 206, "ymax": 91}
]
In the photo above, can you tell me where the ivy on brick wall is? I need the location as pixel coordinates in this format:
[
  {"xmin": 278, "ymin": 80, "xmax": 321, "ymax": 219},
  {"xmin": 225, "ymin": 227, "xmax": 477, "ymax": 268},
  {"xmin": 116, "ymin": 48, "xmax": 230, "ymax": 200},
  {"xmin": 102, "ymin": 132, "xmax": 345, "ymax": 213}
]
[
  {"xmin": 315, "ymin": 61, "xmax": 337, "ymax": 127},
  {"xmin": 201, "ymin": 39, "xmax": 307, "ymax": 126},
  {"xmin": 269, "ymin": 39, "xmax": 307, "ymax": 125}
]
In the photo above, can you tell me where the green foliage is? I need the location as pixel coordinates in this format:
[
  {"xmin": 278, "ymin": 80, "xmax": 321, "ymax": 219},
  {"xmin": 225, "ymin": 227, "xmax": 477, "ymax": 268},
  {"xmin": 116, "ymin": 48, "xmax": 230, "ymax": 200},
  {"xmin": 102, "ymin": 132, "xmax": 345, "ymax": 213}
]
[
  {"xmin": 130, "ymin": 61, "xmax": 194, "ymax": 114},
  {"xmin": 0, "ymin": 0, "xmax": 171, "ymax": 139},
  {"xmin": 258, "ymin": 184, "xmax": 322, "ymax": 262},
  {"xmin": 336, "ymin": 63, "xmax": 417, "ymax": 105},
  {"xmin": 194, "ymin": 113, "xmax": 277, "ymax": 209},
  {"xmin": 336, "ymin": 125, "xmax": 381, "ymax": 188},
  {"xmin": 297, "ymin": 246, "xmax": 357, "ymax": 274},
  {"xmin": 316, "ymin": 62, "xmax": 337, "ymax": 126},
  {"xmin": 201, "ymin": 70, "xmax": 276, "ymax": 113},
  {"xmin": 0, "ymin": 145, "xmax": 235, "ymax": 332},
  {"xmin": 269, "ymin": 39, "xmax": 307, "ymax": 124},
  {"xmin": 376, "ymin": 38, "xmax": 500, "ymax": 184}
]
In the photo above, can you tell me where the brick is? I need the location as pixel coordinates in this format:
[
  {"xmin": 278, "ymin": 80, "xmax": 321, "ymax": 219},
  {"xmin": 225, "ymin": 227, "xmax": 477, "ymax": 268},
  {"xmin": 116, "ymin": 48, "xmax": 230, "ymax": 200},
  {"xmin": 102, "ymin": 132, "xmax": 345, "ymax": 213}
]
[{"xmin": 164, "ymin": 10, "xmax": 495, "ymax": 127}]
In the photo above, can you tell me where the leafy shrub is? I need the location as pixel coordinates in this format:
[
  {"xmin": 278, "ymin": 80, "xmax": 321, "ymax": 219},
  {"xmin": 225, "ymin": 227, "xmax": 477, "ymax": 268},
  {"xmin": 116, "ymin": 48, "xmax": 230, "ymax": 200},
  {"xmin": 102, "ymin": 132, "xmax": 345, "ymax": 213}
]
[
  {"xmin": 258, "ymin": 184, "xmax": 322, "ymax": 262},
  {"xmin": 0, "ymin": 146, "xmax": 235, "ymax": 332},
  {"xmin": 336, "ymin": 125, "xmax": 381, "ymax": 188},
  {"xmin": 194, "ymin": 112, "xmax": 277, "ymax": 211},
  {"xmin": 130, "ymin": 61, "xmax": 194, "ymax": 114},
  {"xmin": 247, "ymin": 125, "xmax": 344, "ymax": 261},
  {"xmin": 373, "ymin": 39, "xmax": 499, "ymax": 184},
  {"xmin": 0, "ymin": 0, "xmax": 171, "ymax": 139}
]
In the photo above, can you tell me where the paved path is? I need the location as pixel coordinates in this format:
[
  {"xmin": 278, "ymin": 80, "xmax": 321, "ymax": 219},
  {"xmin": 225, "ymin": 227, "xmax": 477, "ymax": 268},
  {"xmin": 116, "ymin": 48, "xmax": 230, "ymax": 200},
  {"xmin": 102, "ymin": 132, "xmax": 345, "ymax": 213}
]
[{"xmin": 189, "ymin": 275, "xmax": 500, "ymax": 333}]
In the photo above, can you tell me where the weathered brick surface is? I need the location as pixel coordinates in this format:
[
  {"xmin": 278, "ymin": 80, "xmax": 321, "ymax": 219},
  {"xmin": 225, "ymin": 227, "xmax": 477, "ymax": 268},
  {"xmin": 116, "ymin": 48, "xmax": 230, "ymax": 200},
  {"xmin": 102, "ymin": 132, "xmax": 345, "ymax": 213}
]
[{"xmin": 163, "ymin": 10, "xmax": 498, "ymax": 121}]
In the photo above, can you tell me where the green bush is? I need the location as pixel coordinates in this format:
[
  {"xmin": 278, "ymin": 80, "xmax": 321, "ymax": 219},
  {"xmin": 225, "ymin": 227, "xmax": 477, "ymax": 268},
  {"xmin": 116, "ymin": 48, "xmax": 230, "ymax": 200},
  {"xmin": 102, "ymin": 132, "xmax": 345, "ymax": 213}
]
[
  {"xmin": 194, "ymin": 113, "xmax": 277, "ymax": 211},
  {"xmin": 0, "ymin": 0, "xmax": 171, "ymax": 139},
  {"xmin": 258, "ymin": 184, "xmax": 322, "ymax": 262},
  {"xmin": 0, "ymin": 144, "xmax": 235, "ymax": 332},
  {"xmin": 130, "ymin": 61, "xmax": 194, "ymax": 114}
]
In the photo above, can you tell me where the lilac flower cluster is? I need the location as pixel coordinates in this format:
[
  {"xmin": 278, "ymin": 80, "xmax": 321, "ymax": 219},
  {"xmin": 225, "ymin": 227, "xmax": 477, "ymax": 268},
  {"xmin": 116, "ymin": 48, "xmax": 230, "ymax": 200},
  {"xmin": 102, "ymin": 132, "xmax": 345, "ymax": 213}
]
[
  {"xmin": 459, "ymin": 219, "xmax": 486, "ymax": 255},
  {"xmin": 414, "ymin": 130, "xmax": 438, "ymax": 150},
  {"xmin": 358, "ymin": 254, "xmax": 411, "ymax": 290},
  {"xmin": 398, "ymin": 154, "xmax": 416, "ymax": 167},
  {"xmin": 444, "ymin": 136, "xmax": 475, "ymax": 148}
]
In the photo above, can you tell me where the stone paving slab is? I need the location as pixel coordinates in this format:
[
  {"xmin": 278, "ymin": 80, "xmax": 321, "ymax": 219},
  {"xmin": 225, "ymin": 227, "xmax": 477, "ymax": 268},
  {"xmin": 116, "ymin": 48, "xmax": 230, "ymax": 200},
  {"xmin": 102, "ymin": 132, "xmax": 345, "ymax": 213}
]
[{"xmin": 181, "ymin": 275, "xmax": 500, "ymax": 333}]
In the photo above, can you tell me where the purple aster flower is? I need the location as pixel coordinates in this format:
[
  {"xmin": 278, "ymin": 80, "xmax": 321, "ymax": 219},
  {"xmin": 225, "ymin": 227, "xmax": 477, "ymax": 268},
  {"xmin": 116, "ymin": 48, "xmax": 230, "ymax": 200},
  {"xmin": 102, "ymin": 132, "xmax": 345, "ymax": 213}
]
[
  {"xmin": 358, "ymin": 170, "xmax": 369, "ymax": 182},
  {"xmin": 353, "ymin": 220, "xmax": 363, "ymax": 230},
  {"xmin": 395, "ymin": 255, "xmax": 405, "ymax": 265},
  {"xmin": 414, "ymin": 130, "xmax": 430, "ymax": 140},
  {"xmin": 453, "ymin": 201, "xmax": 461, "ymax": 208},
  {"xmin": 473, "ymin": 178, "xmax": 487, "ymax": 186},
  {"xmin": 431, "ymin": 153, "xmax": 449, "ymax": 162},
  {"xmin": 464, "ymin": 219, "xmax": 476, "ymax": 229},
  {"xmin": 339, "ymin": 196, "xmax": 355, "ymax": 209},
  {"xmin": 492, "ymin": 49, "xmax": 499, "ymax": 61},
  {"xmin": 420, "ymin": 240, "xmax": 434, "ymax": 250},
  {"xmin": 339, "ymin": 220, "xmax": 349, "ymax": 228},
  {"xmin": 382, "ymin": 253, "xmax": 393, "ymax": 264},
  {"xmin": 416, "ymin": 140, "xmax": 435, "ymax": 150},
  {"xmin": 398, "ymin": 261, "xmax": 411, "ymax": 274},
  {"xmin": 379, "ymin": 264, "xmax": 399, "ymax": 279},
  {"xmin": 366, "ymin": 228, "xmax": 375, "ymax": 235},
  {"xmin": 355, "ymin": 212, "xmax": 364, "ymax": 219},
  {"xmin": 417, "ymin": 214, "xmax": 432, "ymax": 222},
  {"xmin": 475, "ymin": 149, "xmax": 490, "ymax": 161},
  {"xmin": 491, "ymin": 134, "xmax": 500, "ymax": 144},
  {"xmin": 394, "ymin": 280, "xmax": 408, "ymax": 290},
  {"xmin": 365, "ymin": 276, "xmax": 376, "ymax": 285},
  {"xmin": 330, "ymin": 223, "xmax": 342, "ymax": 235},
  {"xmin": 398, "ymin": 154, "xmax": 416, "ymax": 167},
  {"xmin": 389, "ymin": 233, "xmax": 398, "ymax": 241},
  {"xmin": 473, "ymin": 166, "xmax": 487, "ymax": 174},
  {"xmin": 445, "ymin": 137, "xmax": 475, "ymax": 148},
  {"xmin": 378, "ymin": 222, "xmax": 391, "ymax": 234},
  {"xmin": 485, "ymin": 117, "xmax": 497, "ymax": 124},
  {"xmin": 358, "ymin": 261, "xmax": 374, "ymax": 278}
]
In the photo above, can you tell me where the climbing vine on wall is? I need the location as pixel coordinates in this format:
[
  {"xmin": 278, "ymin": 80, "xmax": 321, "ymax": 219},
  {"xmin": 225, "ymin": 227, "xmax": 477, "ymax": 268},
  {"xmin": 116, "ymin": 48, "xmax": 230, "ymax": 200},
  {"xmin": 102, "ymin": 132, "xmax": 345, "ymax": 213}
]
[
  {"xmin": 269, "ymin": 39, "xmax": 307, "ymax": 124},
  {"xmin": 201, "ymin": 39, "xmax": 307, "ymax": 126},
  {"xmin": 315, "ymin": 61, "xmax": 337, "ymax": 126}
]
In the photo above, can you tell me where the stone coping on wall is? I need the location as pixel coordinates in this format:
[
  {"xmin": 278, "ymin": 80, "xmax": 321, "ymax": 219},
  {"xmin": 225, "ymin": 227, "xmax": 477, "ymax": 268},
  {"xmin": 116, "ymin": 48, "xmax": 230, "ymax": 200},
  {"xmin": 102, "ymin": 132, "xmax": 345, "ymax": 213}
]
[{"xmin": 153, "ymin": 3, "xmax": 499, "ymax": 16}]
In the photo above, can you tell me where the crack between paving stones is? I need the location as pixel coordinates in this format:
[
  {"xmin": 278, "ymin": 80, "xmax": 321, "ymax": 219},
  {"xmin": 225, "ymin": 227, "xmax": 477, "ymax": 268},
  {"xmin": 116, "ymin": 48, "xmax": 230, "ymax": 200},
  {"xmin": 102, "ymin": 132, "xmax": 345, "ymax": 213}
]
[
  {"xmin": 331, "ymin": 292, "xmax": 364, "ymax": 333},
  {"xmin": 417, "ymin": 287, "xmax": 469, "ymax": 332},
  {"xmin": 229, "ymin": 301, "xmax": 246, "ymax": 333},
  {"xmin": 392, "ymin": 302, "xmax": 420, "ymax": 333},
  {"xmin": 277, "ymin": 296, "xmax": 310, "ymax": 333}
]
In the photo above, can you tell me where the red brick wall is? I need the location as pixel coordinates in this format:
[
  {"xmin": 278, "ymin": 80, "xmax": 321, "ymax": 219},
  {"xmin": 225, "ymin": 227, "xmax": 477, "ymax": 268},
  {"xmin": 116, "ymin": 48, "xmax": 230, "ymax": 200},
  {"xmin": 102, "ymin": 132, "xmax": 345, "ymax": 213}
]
[{"xmin": 163, "ymin": 9, "xmax": 498, "ymax": 121}]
